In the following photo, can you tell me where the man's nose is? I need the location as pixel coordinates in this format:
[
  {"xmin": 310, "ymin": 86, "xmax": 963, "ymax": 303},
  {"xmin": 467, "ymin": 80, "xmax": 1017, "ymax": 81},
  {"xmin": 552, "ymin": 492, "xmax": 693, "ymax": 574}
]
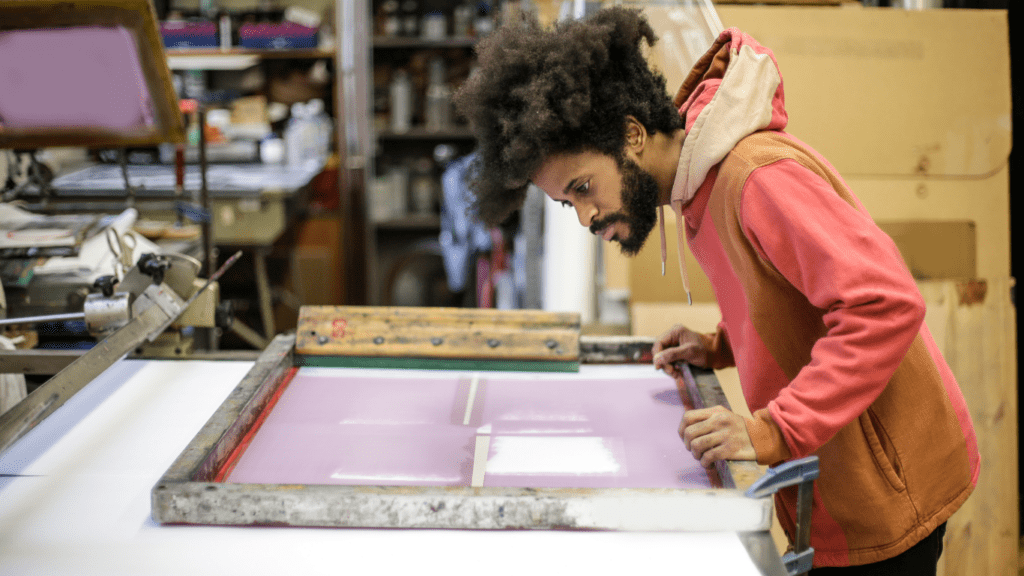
[{"xmin": 575, "ymin": 202, "xmax": 597, "ymax": 228}]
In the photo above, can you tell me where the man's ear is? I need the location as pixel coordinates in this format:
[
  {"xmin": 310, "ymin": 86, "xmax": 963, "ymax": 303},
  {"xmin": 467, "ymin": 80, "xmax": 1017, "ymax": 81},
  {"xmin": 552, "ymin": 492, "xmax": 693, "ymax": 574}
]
[{"xmin": 624, "ymin": 116, "xmax": 646, "ymax": 155}]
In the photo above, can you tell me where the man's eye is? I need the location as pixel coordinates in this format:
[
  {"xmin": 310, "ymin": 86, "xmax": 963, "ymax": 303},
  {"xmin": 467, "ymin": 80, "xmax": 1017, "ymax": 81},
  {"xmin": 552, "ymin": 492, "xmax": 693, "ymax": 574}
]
[
  {"xmin": 575, "ymin": 181, "xmax": 590, "ymax": 194},
  {"xmin": 560, "ymin": 200, "xmax": 573, "ymax": 209}
]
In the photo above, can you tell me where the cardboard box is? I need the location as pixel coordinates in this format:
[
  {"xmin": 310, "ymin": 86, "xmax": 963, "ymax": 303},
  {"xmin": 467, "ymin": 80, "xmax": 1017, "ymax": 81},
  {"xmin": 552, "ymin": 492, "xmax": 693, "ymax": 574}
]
[{"xmin": 231, "ymin": 96, "xmax": 269, "ymax": 126}]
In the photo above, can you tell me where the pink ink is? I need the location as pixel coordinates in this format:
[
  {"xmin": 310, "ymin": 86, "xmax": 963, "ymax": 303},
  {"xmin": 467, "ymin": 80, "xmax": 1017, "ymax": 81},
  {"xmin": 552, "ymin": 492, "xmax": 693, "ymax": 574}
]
[
  {"xmin": 225, "ymin": 368, "xmax": 714, "ymax": 490},
  {"xmin": 331, "ymin": 319, "xmax": 347, "ymax": 339},
  {"xmin": 0, "ymin": 27, "xmax": 155, "ymax": 131}
]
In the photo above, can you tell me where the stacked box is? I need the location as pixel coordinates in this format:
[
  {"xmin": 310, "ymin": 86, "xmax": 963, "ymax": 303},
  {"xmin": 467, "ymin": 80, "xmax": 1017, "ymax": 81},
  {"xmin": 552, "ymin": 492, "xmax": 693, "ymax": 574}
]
[
  {"xmin": 238, "ymin": 22, "xmax": 317, "ymax": 49},
  {"xmin": 160, "ymin": 21, "xmax": 218, "ymax": 49}
]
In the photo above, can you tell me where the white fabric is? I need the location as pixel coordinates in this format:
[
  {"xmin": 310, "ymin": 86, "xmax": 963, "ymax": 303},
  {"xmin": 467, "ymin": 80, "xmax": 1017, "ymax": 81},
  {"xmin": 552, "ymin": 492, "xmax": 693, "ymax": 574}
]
[
  {"xmin": 0, "ymin": 336, "xmax": 26, "ymax": 416},
  {"xmin": 0, "ymin": 359, "xmax": 766, "ymax": 576}
]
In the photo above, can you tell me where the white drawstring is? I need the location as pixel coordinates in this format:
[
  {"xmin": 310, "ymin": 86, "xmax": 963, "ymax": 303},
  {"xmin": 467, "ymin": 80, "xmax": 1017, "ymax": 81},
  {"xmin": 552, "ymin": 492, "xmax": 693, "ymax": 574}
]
[
  {"xmin": 657, "ymin": 202, "xmax": 692, "ymax": 305},
  {"xmin": 658, "ymin": 205, "xmax": 667, "ymax": 277},
  {"xmin": 673, "ymin": 201, "xmax": 692, "ymax": 305}
]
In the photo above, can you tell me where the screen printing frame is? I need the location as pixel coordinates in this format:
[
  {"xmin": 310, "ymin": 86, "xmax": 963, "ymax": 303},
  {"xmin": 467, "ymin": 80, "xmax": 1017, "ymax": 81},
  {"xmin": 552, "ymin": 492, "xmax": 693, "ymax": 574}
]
[
  {"xmin": 152, "ymin": 333, "xmax": 781, "ymax": 571},
  {"xmin": 0, "ymin": 0, "xmax": 185, "ymax": 149}
]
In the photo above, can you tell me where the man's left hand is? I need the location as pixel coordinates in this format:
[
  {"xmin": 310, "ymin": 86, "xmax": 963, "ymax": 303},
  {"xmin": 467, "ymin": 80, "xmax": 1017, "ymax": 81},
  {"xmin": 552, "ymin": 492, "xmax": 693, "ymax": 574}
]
[{"xmin": 680, "ymin": 405, "xmax": 756, "ymax": 467}]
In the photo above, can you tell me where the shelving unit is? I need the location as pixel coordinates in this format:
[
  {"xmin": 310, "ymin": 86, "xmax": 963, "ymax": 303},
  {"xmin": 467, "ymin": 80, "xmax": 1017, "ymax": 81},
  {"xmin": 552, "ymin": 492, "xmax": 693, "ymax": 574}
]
[
  {"xmin": 375, "ymin": 213, "xmax": 443, "ymax": 230},
  {"xmin": 167, "ymin": 48, "xmax": 336, "ymax": 58},
  {"xmin": 165, "ymin": 48, "xmax": 334, "ymax": 71},
  {"xmin": 372, "ymin": 36, "xmax": 477, "ymax": 49},
  {"xmin": 159, "ymin": 38, "xmax": 345, "ymax": 345},
  {"xmin": 362, "ymin": 7, "xmax": 484, "ymax": 306},
  {"xmin": 376, "ymin": 126, "xmax": 475, "ymax": 140}
]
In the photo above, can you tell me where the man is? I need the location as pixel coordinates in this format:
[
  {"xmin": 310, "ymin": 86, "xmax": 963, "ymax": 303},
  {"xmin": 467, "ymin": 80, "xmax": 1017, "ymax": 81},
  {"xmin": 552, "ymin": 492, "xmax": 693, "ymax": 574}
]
[{"xmin": 454, "ymin": 7, "xmax": 979, "ymax": 574}]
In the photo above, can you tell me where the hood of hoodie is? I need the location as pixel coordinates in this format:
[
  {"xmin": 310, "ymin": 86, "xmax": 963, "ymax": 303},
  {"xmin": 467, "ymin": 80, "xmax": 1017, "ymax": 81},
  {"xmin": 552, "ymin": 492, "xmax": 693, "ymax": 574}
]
[
  {"xmin": 669, "ymin": 28, "xmax": 789, "ymax": 208},
  {"xmin": 656, "ymin": 28, "xmax": 788, "ymax": 304}
]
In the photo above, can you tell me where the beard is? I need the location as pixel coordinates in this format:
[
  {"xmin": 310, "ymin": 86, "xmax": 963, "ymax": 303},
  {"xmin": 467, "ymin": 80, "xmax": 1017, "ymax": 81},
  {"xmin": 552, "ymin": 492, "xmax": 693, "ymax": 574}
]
[{"xmin": 588, "ymin": 156, "xmax": 660, "ymax": 257}]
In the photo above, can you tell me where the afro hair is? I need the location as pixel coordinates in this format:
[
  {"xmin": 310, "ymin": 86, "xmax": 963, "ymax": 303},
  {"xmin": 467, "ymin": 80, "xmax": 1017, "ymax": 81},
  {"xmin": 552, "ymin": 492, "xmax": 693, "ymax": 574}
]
[{"xmin": 453, "ymin": 6, "xmax": 681, "ymax": 226}]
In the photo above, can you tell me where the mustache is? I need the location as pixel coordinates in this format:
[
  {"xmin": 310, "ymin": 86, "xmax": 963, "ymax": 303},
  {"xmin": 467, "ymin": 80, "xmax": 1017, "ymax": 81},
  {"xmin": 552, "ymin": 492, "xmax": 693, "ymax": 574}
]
[{"xmin": 589, "ymin": 213, "xmax": 629, "ymax": 235}]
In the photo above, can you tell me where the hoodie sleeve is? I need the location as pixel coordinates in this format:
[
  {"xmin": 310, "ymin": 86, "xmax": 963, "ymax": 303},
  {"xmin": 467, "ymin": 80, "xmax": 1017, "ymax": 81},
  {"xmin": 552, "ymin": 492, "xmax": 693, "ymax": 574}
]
[
  {"xmin": 702, "ymin": 321, "xmax": 736, "ymax": 370},
  {"xmin": 738, "ymin": 158, "xmax": 926, "ymax": 460}
]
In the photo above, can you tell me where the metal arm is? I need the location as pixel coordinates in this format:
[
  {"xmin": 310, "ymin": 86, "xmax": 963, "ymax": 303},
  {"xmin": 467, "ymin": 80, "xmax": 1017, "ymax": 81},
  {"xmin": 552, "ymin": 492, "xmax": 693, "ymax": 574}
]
[{"xmin": 0, "ymin": 251, "xmax": 242, "ymax": 456}]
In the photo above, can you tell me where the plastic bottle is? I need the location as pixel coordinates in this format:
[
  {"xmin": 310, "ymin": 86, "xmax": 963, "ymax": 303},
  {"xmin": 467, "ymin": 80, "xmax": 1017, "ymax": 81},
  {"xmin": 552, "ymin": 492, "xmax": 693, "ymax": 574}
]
[
  {"xmin": 306, "ymin": 98, "xmax": 333, "ymax": 164},
  {"xmin": 218, "ymin": 11, "xmax": 232, "ymax": 50},
  {"xmin": 381, "ymin": 0, "xmax": 401, "ymax": 36},
  {"xmin": 410, "ymin": 156, "xmax": 437, "ymax": 215},
  {"xmin": 285, "ymin": 102, "xmax": 312, "ymax": 167},
  {"xmin": 401, "ymin": 0, "xmax": 419, "ymax": 36},
  {"xmin": 389, "ymin": 69, "xmax": 413, "ymax": 133},
  {"xmin": 425, "ymin": 58, "xmax": 452, "ymax": 131},
  {"xmin": 453, "ymin": 1, "xmax": 474, "ymax": 37},
  {"xmin": 474, "ymin": 1, "xmax": 494, "ymax": 37},
  {"xmin": 420, "ymin": 11, "xmax": 446, "ymax": 40}
]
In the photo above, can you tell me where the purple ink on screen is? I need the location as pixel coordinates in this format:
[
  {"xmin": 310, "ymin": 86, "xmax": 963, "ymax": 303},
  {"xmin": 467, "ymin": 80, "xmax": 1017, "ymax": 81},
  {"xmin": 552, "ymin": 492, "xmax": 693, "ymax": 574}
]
[
  {"xmin": 225, "ymin": 367, "xmax": 714, "ymax": 490},
  {"xmin": 478, "ymin": 376, "xmax": 711, "ymax": 489},
  {"xmin": 0, "ymin": 27, "xmax": 155, "ymax": 131},
  {"xmin": 226, "ymin": 372, "xmax": 476, "ymax": 486}
]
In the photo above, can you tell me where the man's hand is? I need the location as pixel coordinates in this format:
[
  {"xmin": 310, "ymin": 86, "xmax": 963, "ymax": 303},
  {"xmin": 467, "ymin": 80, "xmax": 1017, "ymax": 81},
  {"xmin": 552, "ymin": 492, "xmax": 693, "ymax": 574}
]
[
  {"xmin": 653, "ymin": 324, "xmax": 712, "ymax": 378},
  {"xmin": 680, "ymin": 405, "xmax": 756, "ymax": 468}
]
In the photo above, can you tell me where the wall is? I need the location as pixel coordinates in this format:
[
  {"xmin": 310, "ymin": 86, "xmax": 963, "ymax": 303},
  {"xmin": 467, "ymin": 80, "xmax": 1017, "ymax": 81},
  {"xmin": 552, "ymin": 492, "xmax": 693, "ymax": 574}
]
[{"xmin": 614, "ymin": 5, "xmax": 1011, "ymax": 304}]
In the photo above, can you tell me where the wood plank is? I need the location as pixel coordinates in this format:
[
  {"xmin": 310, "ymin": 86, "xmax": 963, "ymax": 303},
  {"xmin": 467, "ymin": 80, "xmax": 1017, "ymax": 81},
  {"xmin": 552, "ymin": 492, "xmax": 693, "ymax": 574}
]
[
  {"xmin": 296, "ymin": 306, "xmax": 580, "ymax": 362},
  {"xmin": 298, "ymin": 355, "xmax": 579, "ymax": 373},
  {"xmin": 918, "ymin": 278, "xmax": 1018, "ymax": 576},
  {"xmin": 716, "ymin": 0, "xmax": 856, "ymax": 4},
  {"xmin": 154, "ymin": 481, "xmax": 771, "ymax": 532}
]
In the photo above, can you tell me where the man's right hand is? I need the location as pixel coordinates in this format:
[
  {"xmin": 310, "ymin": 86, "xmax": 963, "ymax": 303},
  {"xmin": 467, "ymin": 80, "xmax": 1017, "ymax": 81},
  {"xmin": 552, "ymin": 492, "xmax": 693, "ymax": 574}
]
[{"xmin": 652, "ymin": 325, "xmax": 712, "ymax": 377}]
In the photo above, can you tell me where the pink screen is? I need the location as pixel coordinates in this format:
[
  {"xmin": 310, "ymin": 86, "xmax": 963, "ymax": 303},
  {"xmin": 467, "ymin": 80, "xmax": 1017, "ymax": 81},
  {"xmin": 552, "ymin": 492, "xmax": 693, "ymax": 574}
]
[
  {"xmin": 0, "ymin": 26, "xmax": 156, "ymax": 131},
  {"xmin": 226, "ymin": 367, "xmax": 715, "ymax": 490}
]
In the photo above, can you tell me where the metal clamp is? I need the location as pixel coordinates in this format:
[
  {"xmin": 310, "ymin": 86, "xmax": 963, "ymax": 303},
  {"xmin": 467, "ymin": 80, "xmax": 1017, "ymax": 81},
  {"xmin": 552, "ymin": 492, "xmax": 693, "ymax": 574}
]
[
  {"xmin": 83, "ymin": 292, "xmax": 131, "ymax": 335},
  {"xmin": 746, "ymin": 456, "xmax": 820, "ymax": 576}
]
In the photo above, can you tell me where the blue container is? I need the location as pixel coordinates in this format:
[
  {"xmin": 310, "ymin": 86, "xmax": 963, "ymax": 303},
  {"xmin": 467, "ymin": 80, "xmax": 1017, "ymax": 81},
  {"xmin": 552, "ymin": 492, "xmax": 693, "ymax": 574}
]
[
  {"xmin": 238, "ymin": 22, "xmax": 318, "ymax": 49},
  {"xmin": 161, "ymin": 21, "xmax": 219, "ymax": 49}
]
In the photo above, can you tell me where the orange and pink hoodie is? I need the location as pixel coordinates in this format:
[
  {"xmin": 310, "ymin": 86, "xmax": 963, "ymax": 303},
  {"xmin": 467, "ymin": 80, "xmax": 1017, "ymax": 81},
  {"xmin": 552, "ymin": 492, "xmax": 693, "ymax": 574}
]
[{"xmin": 666, "ymin": 28, "xmax": 980, "ymax": 567}]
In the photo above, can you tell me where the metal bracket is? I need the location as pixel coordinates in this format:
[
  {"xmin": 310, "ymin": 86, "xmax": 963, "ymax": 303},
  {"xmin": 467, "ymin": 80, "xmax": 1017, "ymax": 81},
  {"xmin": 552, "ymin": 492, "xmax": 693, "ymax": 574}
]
[
  {"xmin": 782, "ymin": 549, "xmax": 815, "ymax": 576},
  {"xmin": 0, "ymin": 252, "xmax": 241, "ymax": 456},
  {"xmin": 132, "ymin": 283, "xmax": 186, "ymax": 341},
  {"xmin": 0, "ymin": 303, "xmax": 175, "ymax": 455},
  {"xmin": 746, "ymin": 456, "xmax": 820, "ymax": 576}
]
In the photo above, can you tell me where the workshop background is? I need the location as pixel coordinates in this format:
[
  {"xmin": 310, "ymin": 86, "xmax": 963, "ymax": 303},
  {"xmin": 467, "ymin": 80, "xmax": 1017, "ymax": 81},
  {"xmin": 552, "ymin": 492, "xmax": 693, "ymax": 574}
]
[{"xmin": 0, "ymin": 0, "xmax": 1018, "ymax": 574}]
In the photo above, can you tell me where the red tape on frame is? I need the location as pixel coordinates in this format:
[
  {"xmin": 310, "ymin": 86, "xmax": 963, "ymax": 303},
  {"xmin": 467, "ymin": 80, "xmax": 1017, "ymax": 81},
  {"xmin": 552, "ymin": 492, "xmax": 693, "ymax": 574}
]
[{"xmin": 214, "ymin": 366, "xmax": 300, "ymax": 483}]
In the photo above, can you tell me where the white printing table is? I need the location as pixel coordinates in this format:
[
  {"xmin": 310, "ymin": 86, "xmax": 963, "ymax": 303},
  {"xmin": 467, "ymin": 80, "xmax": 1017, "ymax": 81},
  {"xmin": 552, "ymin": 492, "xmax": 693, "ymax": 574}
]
[{"xmin": 0, "ymin": 359, "xmax": 782, "ymax": 576}]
